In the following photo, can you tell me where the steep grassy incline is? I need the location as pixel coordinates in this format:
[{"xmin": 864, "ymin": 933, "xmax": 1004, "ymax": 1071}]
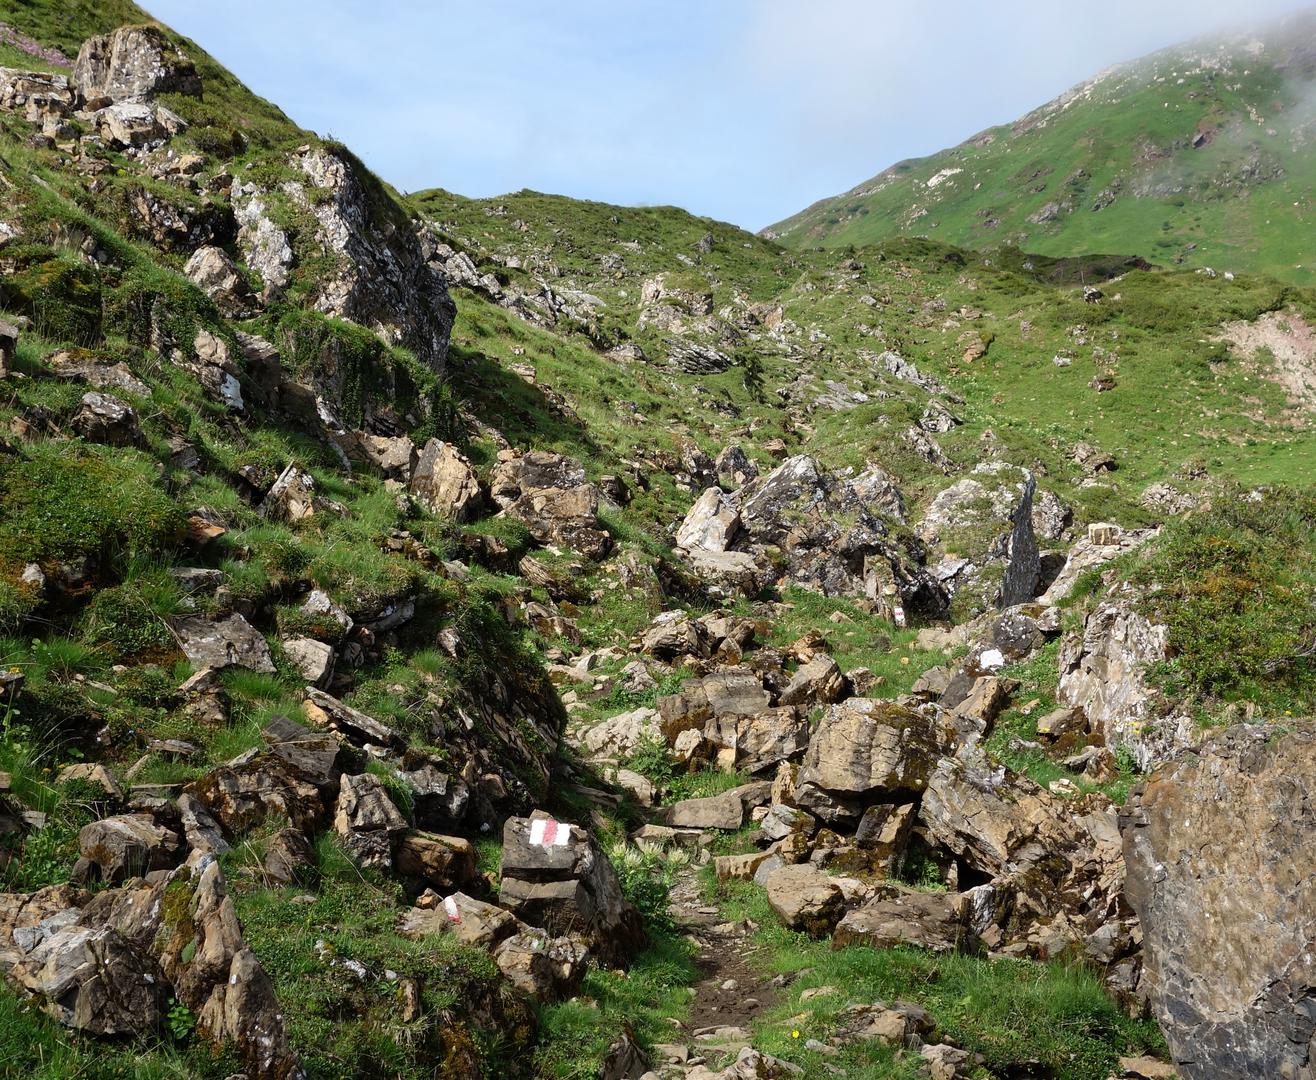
[{"xmin": 768, "ymin": 10, "xmax": 1316, "ymax": 285}]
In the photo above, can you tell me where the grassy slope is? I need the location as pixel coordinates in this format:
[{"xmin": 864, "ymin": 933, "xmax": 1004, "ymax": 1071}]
[{"xmin": 769, "ymin": 12, "xmax": 1316, "ymax": 286}]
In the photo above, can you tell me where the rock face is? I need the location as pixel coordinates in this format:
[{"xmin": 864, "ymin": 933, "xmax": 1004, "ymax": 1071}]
[
  {"xmin": 73, "ymin": 26, "xmax": 201, "ymax": 105},
  {"xmin": 295, "ymin": 146, "xmax": 455, "ymax": 371},
  {"xmin": 1124, "ymin": 724, "xmax": 1316, "ymax": 1080},
  {"xmin": 499, "ymin": 814, "xmax": 643, "ymax": 965},
  {"xmin": 334, "ymin": 773, "xmax": 407, "ymax": 872},
  {"xmin": 173, "ymin": 614, "xmax": 275, "ymax": 673},
  {"xmin": 1058, "ymin": 598, "xmax": 1190, "ymax": 769}
]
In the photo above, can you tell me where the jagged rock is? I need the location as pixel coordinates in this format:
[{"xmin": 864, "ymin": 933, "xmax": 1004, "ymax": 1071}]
[
  {"xmin": 394, "ymin": 831, "xmax": 476, "ymax": 892},
  {"xmin": 282, "ymin": 636, "xmax": 334, "ymax": 686},
  {"xmin": 172, "ymin": 614, "xmax": 275, "ymax": 673},
  {"xmin": 1039, "ymin": 527, "xmax": 1155, "ymax": 604},
  {"xmin": 260, "ymin": 464, "xmax": 318, "ymax": 522},
  {"xmin": 499, "ymin": 813, "xmax": 644, "ymax": 965},
  {"xmin": 260, "ymin": 714, "xmax": 343, "ymax": 790},
  {"xmin": 640, "ymin": 610, "xmax": 711, "ymax": 660},
  {"xmin": 56, "ymin": 763, "xmax": 123, "ymax": 800},
  {"xmin": 716, "ymin": 1047, "xmax": 803, "ymax": 1078},
  {"xmin": 675, "ymin": 455, "xmax": 943, "ymax": 613},
  {"xmin": 831, "ymin": 1000, "xmax": 935, "ymax": 1045},
  {"xmin": 300, "ymin": 589, "xmax": 355, "ymax": 641},
  {"xmin": 295, "ymin": 145, "xmax": 455, "ymax": 370},
  {"xmin": 357, "ymin": 433, "xmax": 417, "ymax": 481},
  {"xmin": 410, "ymin": 438, "xmax": 481, "ymax": 520},
  {"xmin": 231, "ymin": 184, "xmax": 293, "ymax": 299},
  {"xmin": 714, "ymin": 851, "xmax": 772, "ymax": 881},
  {"xmin": 4, "ymin": 920, "xmax": 163, "ymax": 1034},
  {"xmin": 853, "ymin": 802, "xmax": 918, "ymax": 874},
  {"xmin": 93, "ymin": 100, "xmax": 179, "ymax": 148},
  {"xmin": 302, "ymin": 687, "xmax": 404, "ymax": 750},
  {"xmin": 184, "ymin": 753, "xmax": 322, "ymax": 838},
  {"xmin": 399, "ymin": 891, "xmax": 521, "ymax": 949},
  {"xmin": 47, "ymin": 349, "xmax": 150, "ymax": 397},
  {"xmin": 705, "ymin": 706, "xmax": 809, "ymax": 774},
  {"xmin": 833, "ymin": 890, "xmax": 981, "ymax": 954},
  {"xmin": 1031, "ymin": 487, "xmax": 1073, "ymax": 541},
  {"xmin": 262, "ymin": 827, "xmax": 315, "ymax": 886},
  {"xmin": 795, "ymin": 700, "xmax": 945, "ymax": 822},
  {"xmin": 490, "ymin": 449, "xmax": 611, "ymax": 559},
  {"xmin": 333, "ymin": 773, "xmax": 406, "ymax": 872},
  {"xmin": 715, "ymin": 445, "xmax": 758, "ymax": 487},
  {"xmin": 74, "ymin": 26, "xmax": 201, "ymax": 105},
  {"xmin": 763, "ymin": 864, "xmax": 845, "ymax": 935},
  {"xmin": 184, "ymin": 245, "xmax": 254, "ymax": 316},
  {"xmin": 582, "ymin": 708, "xmax": 661, "ymax": 760},
  {"xmin": 998, "ymin": 472, "xmax": 1040, "ymax": 606},
  {"xmin": 71, "ymin": 390, "xmax": 141, "ymax": 446},
  {"xmin": 492, "ymin": 930, "xmax": 589, "ymax": 1000},
  {"xmin": 676, "ymin": 487, "xmax": 741, "ymax": 552},
  {"xmin": 668, "ymin": 790, "xmax": 745, "ymax": 830},
  {"xmin": 1124, "ymin": 724, "xmax": 1316, "ymax": 1080},
  {"xmin": 77, "ymin": 814, "xmax": 182, "ymax": 883},
  {"xmin": 921, "ymin": 1043, "xmax": 982, "ymax": 1080},
  {"xmin": 777, "ymin": 655, "xmax": 846, "ymax": 708},
  {"xmin": 599, "ymin": 1030, "xmax": 649, "ymax": 1080},
  {"xmin": 1058, "ymin": 599, "xmax": 1191, "ymax": 769}
]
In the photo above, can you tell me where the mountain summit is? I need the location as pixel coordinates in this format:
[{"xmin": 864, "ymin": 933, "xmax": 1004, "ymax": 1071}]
[{"xmin": 767, "ymin": 9, "xmax": 1316, "ymax": 283}]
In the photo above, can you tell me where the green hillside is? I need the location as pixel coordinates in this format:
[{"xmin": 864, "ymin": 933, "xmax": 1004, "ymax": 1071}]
[{"xmin": 768, "ymin": 9, "xmax": 1316, "ymax": 285}]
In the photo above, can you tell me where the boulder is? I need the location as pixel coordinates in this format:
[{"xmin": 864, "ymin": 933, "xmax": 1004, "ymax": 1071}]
[
  {"xmin": 262, "ymin": 827, "xmax": 315, "ymax": 886},
  {"xmin": 184, "ymin": 753, "xmax": 322, "ymax": 838},
  {"xmin": 333, "ymin": 773, "xmax": 406, "ymax": 872},
  {"xmin": 777, "ymin": 655, "xmax": 847, "ymax": 708},
  {"xmin": 357, "ymin": 434, "xmax": 418, "ymax": 481},
  {"xmin": 499, "ymin": 814, "xmax": 643, "ymax": 965},
  {"xmin": 490, "ymin": 450, "xmax": 611, "ymax": 559},
  {"xmin": 71, "ymin": 391, "xmax": 141, "ymax": 446},
  {"xmin": 492, "ymin": 931, "xmax": 589, "ymax": 1000},
  {"xmin": 74, "ymin": 26, "xmax": 201, "ymax": 105},
  {"xmin": 394, "ymin": 831, "xmax": 476, "ymax": 892},
  {"xmin": 582, "ymin": 708, "xmax": 661, "ymax": 760},
  {"xmin": 833, "ymin": 891, "xmax": 981, "ymax": 954},
  {"xmin": 260, "ymin": 464, "xmax": 318, "ymax": 523},
  {"xmin": 47, "ymin": 349, "xmax": 150, "ymax": 397},
  {"xmin": 1124, "ymin": 724, "xmax": 1316, "ymax": 1080},
  {"xmin": 282, "ymin": 636, "xmax": 334, "ymax": 686},
  {"xmin": 410, "ymin": 439, "xmax": 481, "ymax": 521},
  {"xmin": 399, "ymin": 891, "xmax": 521, "ymax": 950},
  {"xmin": 763, "ymin": 864, "xmax": 845, "ymax": 935},
  {"xmin": 302, "ymin": 687, "xmax": 403, "ymax": 750},
  {"xmin": 668, "ymin": 790, "xmax": 744, "ymax": 830},
  {"xmin": 796, "ymin": 700, "xmax": 945, "ymax": 820},
  {"xmin": 173, "ymin": 614, "xmax": 275, "ymax": 673},
  {"xmin": 675, "ymin": 487, "xmax": 740, "ymax": 552},
  {"xmin": 78, "ymin": 814, "xmax": 182, "ymax": 882}
]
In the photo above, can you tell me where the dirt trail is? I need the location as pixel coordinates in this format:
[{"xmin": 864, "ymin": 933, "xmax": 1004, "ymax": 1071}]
[{"xmin": 666, "ymin": 867, "xmax": 780, "ymax": 1034}]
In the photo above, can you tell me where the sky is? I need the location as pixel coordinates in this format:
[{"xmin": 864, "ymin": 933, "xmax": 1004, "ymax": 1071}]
[{"xmin": 145, "ymin": 0, "xmax": 1313, "ymax": 231}]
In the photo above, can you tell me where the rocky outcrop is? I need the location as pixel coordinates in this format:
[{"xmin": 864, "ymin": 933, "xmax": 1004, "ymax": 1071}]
[
  {"xmin": 1124, "ymin": 724, "xmax": 1316, "ymax": 1080},
  {"xmin": 1058, "ymin": 598, "xmax": 1192, "ymax": 769},
  {"xmin": 73, "ymin": 26, "xmax": 201, "ymax": 106},
  {"xmin": 490, "ymin": 449, "xmax": 611, "ymax": 559},
  {"xmin": 172, "ymin": 614, "xmax": 275, "ymax": 673},
  {"xmin": 674, "ymin": 455, "xmax": 945, "ymax": 617},
  {"xmin": 410, "ymin": 439, "xmax": 481, "ymax": 521}
]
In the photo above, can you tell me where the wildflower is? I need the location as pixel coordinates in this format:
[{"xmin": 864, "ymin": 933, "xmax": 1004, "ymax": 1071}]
[{"xmin": 791, "ymin": 1030, "xmax": 800, "ymax": 1039}]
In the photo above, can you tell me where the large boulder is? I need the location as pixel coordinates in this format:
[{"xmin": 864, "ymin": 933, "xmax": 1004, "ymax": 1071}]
[
  {"xmin": 1124, "ymin": 724, "xmax": 1316, "ymax": 1080},
  {"xmin": 333, "ymin": 773, "xmax": 407, "ymax": 872},
  {"xmin": 795, "ymin": 700, "xmax": 946, "ymax": 822},
  {"xmin": 499, "ymin": 814, "xmax": 643, "ymax": 965},
  {"xmin": 762, "ymin": 864, "xmax": 845, "ymax": 936},
  {"xmin": 172, "ymin": 614, "xmax": 275, "ymax": 673},
  {"xmin": 74, "ymin": 26, "xmax": 201, "ymax": 105},
  {"xmin": 409, "ymin": 439, "xmax": 481, "ymax": 521},
  {"xmin": 490, "ymin": 449, "xmax": 611, "ymax": 559},
  {"xmin": 833, "ymin": 890, "xmax": 982, "ymax": 955},
  {"xmin": 78, "ymin": 814, "xmax": 182, "ymax": 883}
]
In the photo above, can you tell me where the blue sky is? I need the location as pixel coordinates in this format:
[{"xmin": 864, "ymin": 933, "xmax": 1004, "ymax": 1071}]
[{"xmin": 146, "ymin": 0, "xmax": 1311, "ymax": 230}]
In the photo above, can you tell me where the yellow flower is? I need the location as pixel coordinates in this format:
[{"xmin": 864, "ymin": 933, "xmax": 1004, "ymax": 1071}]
[{"xmin": 791, "ymin": 1030, "xmax": 800, "ymax": 1039}]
